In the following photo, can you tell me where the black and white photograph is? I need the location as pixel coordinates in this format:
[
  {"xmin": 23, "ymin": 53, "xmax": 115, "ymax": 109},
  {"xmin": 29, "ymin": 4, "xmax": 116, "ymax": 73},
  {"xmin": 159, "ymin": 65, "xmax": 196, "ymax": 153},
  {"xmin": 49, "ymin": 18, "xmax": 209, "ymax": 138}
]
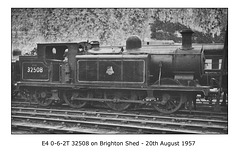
[
  {"xmin": 11, "ymin": 8, "xmax": 228, "ymax": 135},
  {"xmin": 2, "ymin": 0, "xmax": 240, "ymax": 158}
]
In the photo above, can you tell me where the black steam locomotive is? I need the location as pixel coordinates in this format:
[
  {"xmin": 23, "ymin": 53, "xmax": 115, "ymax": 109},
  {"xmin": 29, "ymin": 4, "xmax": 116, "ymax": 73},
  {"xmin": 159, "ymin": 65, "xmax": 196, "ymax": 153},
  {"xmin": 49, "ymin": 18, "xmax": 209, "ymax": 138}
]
[{"xmin": 16, "ymin": 29, "xmax": 212, "ymax": 114}]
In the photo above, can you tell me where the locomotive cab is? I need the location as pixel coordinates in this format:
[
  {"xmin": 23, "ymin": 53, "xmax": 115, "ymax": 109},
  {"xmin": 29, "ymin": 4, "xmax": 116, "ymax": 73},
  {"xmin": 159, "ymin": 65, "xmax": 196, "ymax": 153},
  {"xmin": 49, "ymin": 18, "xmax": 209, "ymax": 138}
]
[{"xmin": 19, "ymin": 43, "xmax": 85, "ymax": 84}]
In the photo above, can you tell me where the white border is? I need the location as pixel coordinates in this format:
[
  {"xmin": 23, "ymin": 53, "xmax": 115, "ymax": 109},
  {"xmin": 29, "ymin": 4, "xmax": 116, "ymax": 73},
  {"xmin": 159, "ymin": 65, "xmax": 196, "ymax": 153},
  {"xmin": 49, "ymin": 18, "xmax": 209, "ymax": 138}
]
[{"xmin": 2, "ymin": 2, "xmax": 239, "ymax": 159}]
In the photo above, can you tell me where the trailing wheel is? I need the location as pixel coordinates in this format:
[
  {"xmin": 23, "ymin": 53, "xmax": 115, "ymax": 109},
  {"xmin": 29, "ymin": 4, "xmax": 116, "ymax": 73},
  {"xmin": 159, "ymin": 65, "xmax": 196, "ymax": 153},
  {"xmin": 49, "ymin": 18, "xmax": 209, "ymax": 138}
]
[
  {"xmin": 35, "ymin": 89, "xmax": 53, "ymax": 106},
  {"xmin": 63, "ymin": 90, "xmax": 89, "ymax": 108},
  {"xmin": 19, "ymin": 88, "xmax": 31, "ymax": 100}
]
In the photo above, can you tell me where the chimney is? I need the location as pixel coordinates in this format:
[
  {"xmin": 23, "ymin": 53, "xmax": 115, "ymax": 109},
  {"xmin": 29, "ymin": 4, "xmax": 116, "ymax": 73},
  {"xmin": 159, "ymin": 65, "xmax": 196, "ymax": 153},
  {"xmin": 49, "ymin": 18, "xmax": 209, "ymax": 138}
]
[{"xmin": 180, "ymin": 29, "xmax": 194, "ymax": 50}]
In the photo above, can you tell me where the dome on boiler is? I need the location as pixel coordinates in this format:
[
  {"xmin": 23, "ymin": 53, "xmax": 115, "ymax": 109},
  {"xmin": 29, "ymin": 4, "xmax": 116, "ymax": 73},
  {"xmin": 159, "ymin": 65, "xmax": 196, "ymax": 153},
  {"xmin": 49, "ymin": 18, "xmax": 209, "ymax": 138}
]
[{"xmin": 126, "ymin": 35, "xmax": 142, "ymax": 50}]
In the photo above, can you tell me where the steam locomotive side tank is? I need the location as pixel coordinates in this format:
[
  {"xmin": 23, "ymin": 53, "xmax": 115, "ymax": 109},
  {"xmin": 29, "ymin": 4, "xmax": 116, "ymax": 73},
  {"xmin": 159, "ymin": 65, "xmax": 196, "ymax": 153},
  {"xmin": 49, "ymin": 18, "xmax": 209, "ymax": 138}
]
[{"xmin": 16, "ymin": 29, "xmax": 210, "ymax": 114}]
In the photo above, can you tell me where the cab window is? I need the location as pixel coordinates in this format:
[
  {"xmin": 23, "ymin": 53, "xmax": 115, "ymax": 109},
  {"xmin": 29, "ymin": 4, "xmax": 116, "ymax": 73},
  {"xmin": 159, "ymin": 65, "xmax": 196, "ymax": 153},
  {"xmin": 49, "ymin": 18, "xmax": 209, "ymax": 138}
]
[{"xmin": 45, "ymin": 45, "xmax": 68, "ymax": 60}]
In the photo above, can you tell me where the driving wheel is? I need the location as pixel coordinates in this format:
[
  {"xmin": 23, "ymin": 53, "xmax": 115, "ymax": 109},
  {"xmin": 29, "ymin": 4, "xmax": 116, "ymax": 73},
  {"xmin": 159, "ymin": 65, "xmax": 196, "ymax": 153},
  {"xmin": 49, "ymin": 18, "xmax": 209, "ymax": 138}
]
[
  {"xmin": 63, "ymin": 90, "xmax": 89, "ymax": 108},
  {"xmin": 153, "ymin": 93, "xmax": 184, "ymax": 114},
  {"xmin": 104, "ymin": 91, "xmax": 135, "ymax": 111}
]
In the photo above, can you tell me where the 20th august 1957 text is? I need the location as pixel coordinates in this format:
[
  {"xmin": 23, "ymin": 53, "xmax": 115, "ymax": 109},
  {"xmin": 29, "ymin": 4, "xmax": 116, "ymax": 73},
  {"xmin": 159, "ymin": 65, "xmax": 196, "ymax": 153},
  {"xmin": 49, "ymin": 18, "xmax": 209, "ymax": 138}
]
[{"xmin": 41, "ymin": 140, "xmax": 195, "ymax": 147}]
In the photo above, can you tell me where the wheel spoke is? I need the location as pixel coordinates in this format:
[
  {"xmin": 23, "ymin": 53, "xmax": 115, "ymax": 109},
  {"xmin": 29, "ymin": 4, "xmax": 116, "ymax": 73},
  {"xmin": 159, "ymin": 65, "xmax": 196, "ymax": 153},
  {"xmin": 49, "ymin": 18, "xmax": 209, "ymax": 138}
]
[
  {"xmin": 153, "ymin": 93, "xmax": 183, "ymax": 114},
  {"xmin": 105, "ymin": 91, "xmax": 134, "ymax": 111},
  {"xmin": 168, "ymin": 100, "xmax": 177, "ymax": 108},
  {"xmin": 63, "ymin": 91, "xmax": 88, "ymax": 108}
]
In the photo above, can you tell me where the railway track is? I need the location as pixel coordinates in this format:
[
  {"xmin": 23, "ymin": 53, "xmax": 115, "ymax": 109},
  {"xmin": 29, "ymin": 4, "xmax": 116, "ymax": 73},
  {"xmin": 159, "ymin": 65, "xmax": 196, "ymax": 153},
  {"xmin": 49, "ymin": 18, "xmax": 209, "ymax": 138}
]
[
  {"xmin": 11, "ymin": 100, "xmax": 228, "ymax": 117},
  {"xmin": 11, "ymin": 100, "xmax": 228, "ymax": 121},
  {"xmin": 11, "ymin": 103, "xmax": 228, "ymax": 134}
]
